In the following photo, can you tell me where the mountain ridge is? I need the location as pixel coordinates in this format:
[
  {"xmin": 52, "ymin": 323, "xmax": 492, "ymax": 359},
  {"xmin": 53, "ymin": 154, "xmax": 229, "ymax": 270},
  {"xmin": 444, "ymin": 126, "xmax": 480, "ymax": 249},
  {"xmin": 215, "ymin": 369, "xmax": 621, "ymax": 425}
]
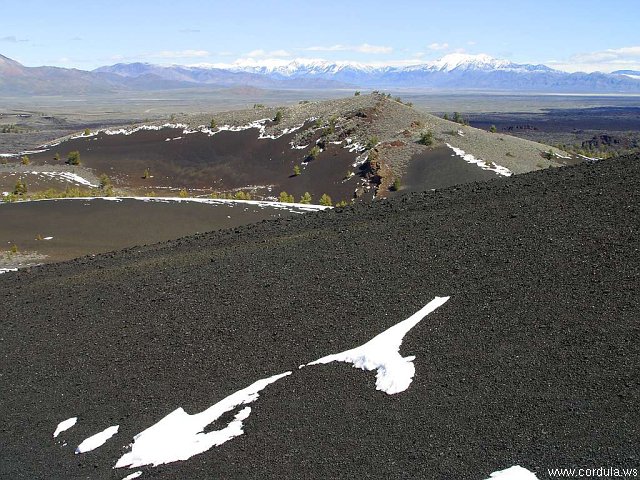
[{"xmin": 2, "ymin": 53, "xmax": 640, "ymax": 94}]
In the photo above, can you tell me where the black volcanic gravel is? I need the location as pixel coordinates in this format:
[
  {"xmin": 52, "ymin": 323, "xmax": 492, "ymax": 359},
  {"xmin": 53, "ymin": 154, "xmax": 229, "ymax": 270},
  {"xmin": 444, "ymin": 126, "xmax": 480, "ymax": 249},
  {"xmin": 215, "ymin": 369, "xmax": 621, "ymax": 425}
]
[{"xmin": 1, "ymin": 157, "xmax": 638, "ymax": 479}]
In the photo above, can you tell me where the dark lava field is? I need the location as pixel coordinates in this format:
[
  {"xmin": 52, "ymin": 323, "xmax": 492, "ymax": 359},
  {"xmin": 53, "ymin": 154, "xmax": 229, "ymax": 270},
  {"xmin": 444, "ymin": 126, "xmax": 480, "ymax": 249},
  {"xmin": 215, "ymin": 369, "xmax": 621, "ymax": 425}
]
[{"xmin": 1, "ymin": 156, "xmax": 638, "ymax": 479}]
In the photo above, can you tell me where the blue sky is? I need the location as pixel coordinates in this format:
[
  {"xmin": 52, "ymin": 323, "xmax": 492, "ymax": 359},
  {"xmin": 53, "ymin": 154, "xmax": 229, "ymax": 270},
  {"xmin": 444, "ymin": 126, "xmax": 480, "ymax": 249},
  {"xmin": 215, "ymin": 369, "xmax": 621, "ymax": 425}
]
[{"xmin": 2, "ymin": 0, "xmax": 639, "ymax": 72}]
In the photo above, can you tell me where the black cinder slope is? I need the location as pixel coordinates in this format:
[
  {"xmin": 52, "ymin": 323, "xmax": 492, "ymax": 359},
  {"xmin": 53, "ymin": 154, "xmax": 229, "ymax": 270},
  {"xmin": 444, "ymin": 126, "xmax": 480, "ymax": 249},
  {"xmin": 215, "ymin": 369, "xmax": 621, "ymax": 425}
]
[{"xmin": 1, "ymin": 157, "xmax": 638, "ymax": 479}]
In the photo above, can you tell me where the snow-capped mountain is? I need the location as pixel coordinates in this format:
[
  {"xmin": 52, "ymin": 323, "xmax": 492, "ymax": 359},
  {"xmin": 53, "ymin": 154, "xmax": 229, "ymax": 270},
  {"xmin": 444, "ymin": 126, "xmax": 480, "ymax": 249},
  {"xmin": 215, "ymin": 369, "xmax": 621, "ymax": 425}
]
[
  {"xmin": 2, "ymin": 53, "xmax": 640, "ymax": 95},
  {"xmin": 94, "ymin": 53, "xmax": 639, "ymax": 92}
]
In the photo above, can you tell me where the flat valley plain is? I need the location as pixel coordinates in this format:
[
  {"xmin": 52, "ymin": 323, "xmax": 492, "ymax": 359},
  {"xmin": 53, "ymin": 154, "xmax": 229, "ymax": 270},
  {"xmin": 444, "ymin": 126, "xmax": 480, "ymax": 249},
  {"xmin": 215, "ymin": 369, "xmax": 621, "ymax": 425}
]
[{"xmin": 2, "ymin": 90, "xmax": 639, "ymax": 153}]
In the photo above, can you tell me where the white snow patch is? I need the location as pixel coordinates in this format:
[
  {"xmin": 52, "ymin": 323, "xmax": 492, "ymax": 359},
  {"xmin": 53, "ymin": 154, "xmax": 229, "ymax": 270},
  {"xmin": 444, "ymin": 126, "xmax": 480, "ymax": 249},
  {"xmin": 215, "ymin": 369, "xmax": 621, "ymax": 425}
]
[
  {"xmin": 483, "ymin": 465, "xmax": 539, "ymax": 479},
  {"xmin": 352, "ymin": 152, "xmax": 369, "ymax": 168},
  {"xmin": 0, "ymin": 268, "xmax": 18, "ymax": 274},
  {"xmin": 304, "ymin": 296, "xmax": 450, "ymax": 394},
  {"xmin": 121, "ymin": 471, "xmax": 143, "ymax": 480},
  {"xmin": 75, "ymin": 425, "xmax": 119, "ymax": 454},
  {"xmin": 578, "ymin": 153, "xmax": 602, "ymax": 162},
  {"xmin": 53, "ymin": 417, "xmax": 77, "ymax": 438},
  {"xmin": 114, "ymin": 372, "xmax": 291, "ymax": 468},
  {"xmin": 28, "ymin": 171, "xmax": 98, "ymax": 187},
  {"xmin": 43, "ymin": 236, "xmax": 53, "ymax": 240},
  {"xmin": 446, "ymin": 143, "xmax": 512, "ymax": 177},
  {"xmin": 2, "ymin": 196, "xmax": 330, "ymax": 213}
]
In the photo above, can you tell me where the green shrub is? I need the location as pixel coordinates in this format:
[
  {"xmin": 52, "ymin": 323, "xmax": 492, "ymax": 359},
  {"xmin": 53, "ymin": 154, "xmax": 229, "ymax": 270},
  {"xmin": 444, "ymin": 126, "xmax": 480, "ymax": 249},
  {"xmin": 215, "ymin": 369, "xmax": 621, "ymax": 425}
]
[
  {"xmin": 418, "ymin": 130, "xmax": 433, "ymax": 146},
  {"xmin": 178, "ymin": 188, "xmax": 188, "ymax": 198},
  {"xmin": 391, "ymin": 179, "xmax": 401, "ymax": 191},
  {"xmin": 13, "ymin": 180, "xmax": 27, "ymax": 195},
  {"xmin": 234, "ymin": 191, "xmax": 252, "ymax": 200},
  {"xmin": 142, "ymin": 168, "xmax": 150, "ymax": 179},
  {"xmin": 66, "ymin": 151, "xmax": 81, "ymax": 166},
  {"xmin": 319, "ymin": 193, "xmax": 332, "ymax": 206},
  {"xmin": 293, "ymin": 165, "xmax": 301, "ymax": 176},
  {"xmin": 335, "ymin": 200, "xmax": 349, "ymax": 207},
  {"xmin": 20, "ymin": 155, "xmax": 30, "ymax": 165},
  {"xmin": 489, "ymin": 125, "xmax": 497, "ymax": 133},
  {"xmin": 366, "ymin": 136, "xmax": 379, "ymax": 150},
  {"xmin": 84, "ymin": 128, "xmax": 91, "ymax": 136},
  {"xmin": 273, "ymin": 111, "xmax": 283, "ymax": 124},
  {"xmin": 99, "ymin": 174, "xmax": 111, "ymax": 189},
  {"xmin": 279, "ymin": 191, "xmax": 294, "ymax": 203},
  {"xmin": 299, "ymin": 192, "xmax": 312, "ymax": 204},
  {"xmin": 210, "ymin": 119, "xmax": 217, "ymax": 129},
  {"xmin": 354, "ymin": 91, "xmax": 361, "ymax": 96},
  {"xmin": 308, "ymin": 146, "xmax": 321, "ymax": 160},
  {"xmin": 53, "ymin": 152, "xmax": 60, "ymax": 161}
]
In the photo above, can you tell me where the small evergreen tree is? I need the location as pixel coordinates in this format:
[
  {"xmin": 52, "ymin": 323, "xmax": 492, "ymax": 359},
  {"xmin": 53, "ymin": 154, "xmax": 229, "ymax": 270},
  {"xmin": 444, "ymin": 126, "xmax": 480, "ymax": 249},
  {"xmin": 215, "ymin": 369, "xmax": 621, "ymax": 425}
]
[
  {"xmin": 299, "ymin": 192, "xmax": 312, "ymax": 204},
  {"xmin": 53, "ymin": 152, "xmax": 60, "ymax": 161},
  {"xmin": 354, "ymin": 91, "xmax": 361, "ymax": 96},
  {"xmin": 99, "ymin": 174, "xmax": 111, "ymax": 189},
  {"xmin": 178, "ymin": 188, "xmax": 188, "ymax": 198},
  {"xmin": 366, "ymin": 136, "xmax": 379, "ymax": 149},
  {"xmin": 319, "ymin": 193, "xmax": 332, "ymax": 206},
  {"xmin": 13, "ymin": 179, "xmax": 27, "ymax": 195},
  {"xmin": 279, "ymin": 191, "xmax": 294, "ymax": 203},
  {"xmin": 293, "ymin": 165, "xmax": 301, "ymax": 176},
  {"xmin": 489, "ymin": 125, "xmax": 497, "ymax": 133},
  {"xmin": 273, "ymin": 111, "xmax": 283, "ymax": 123},
  {"xmin": 391, "ymin": 178, "xmax": 401, "ymax": 191},
  {"xmin": 142, "ymin": 168, "xmax": 150, "ymax": 179},
  {"xmin": 419, "ymin": 130, "xmax": 433, "ymax": 146},
  {"xmin": 20, "ymin": 155, "xmax": 30, "ymax": 165},
  {"xmin": 443, "ymin": 113, "xmax": 449, "ymax": 120},
  {"xmin": 84, "ymin": 128, "xmax": 91, "ymax": 136},
  {"xmin": 66, "ymin": 151, "xmax": 81, "ymax": 166},
  {"xmin": 308, "ymin": 146, "xmax": 321, "ymax": 161},
  {"xmin": 210, "ymin": 119, "xmax": 217, "ymax": 129}
]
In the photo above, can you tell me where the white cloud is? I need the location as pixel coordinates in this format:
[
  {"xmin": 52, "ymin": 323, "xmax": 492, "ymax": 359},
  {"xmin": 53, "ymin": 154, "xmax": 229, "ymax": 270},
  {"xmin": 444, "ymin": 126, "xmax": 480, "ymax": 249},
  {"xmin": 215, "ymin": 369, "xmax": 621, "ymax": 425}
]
[
  {"xmin": 1, "ymin": 35, "xmax": 28, "ymax": 43},
  {"xmin": 427, "ymin": 42, "xmax": 449, "ymax": 51},
  {"xmin": 245, "ymin": 49, "xmax": 291, "ymax": 58},
  {"xmin": 305, "ymin": 43, "xmax": 392, "ymax": 54},
  {"xmin": 155, "ymin": 50, "xmax": 211, "ymax": 59},
  {"xmin": 549, "ymin": 46, "xmax": 640, "ymax": 73}
]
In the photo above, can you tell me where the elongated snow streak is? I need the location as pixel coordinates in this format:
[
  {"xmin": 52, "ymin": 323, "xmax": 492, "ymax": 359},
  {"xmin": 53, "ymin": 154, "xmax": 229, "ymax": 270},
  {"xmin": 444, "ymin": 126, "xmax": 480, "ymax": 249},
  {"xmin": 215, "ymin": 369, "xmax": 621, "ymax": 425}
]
[
  {"xmin": 114, "ymin": 372, "xmax": 291, "ymax": 469},
  {"xmin": 30, "ymin": 171, "xmax": 97, "ymax": 187},
  {"xmin": 483, "ymin": 465, "xmax": 539, "ymax": 480},
  {"xmin": 0, "ymin": 268, "xmax": 19, "ymax": 274},
  {"xmin": 121, "ymin": 471, "xmax": 143, "ymax": 480},
  {"xmin": 0, "ymin": 196, "xmax": 330, "ymax": 213},
  {"xmin": 53, "ymin": 417, "xmax": 77, "ymax": 438},
  {"xmin": 75, "ymin": 425, "xmax": 119, "ymax": 454},
  {"xmin": 304, "ymin": 296, "xmax": 450, "ymax": 394},
  {"xmin": 446, "ymin": 143, "xmax": 512, "ymax": 176}
]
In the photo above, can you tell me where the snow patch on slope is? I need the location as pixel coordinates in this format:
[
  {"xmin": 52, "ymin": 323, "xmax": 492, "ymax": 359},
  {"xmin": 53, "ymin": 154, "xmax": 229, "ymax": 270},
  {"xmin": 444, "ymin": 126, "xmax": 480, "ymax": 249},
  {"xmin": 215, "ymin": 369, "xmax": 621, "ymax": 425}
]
[
  {"xmin": 304, "ymin": 296, "xmax": 450, "ymax": 394},
  {"xmin": 446, "ymin": 143, "xmax": 512, "ymax": 176},
  {"xmin": 483, "ymin": 465, "xmax": 539, "ymax": 479},
  {"xmin": 114, "ymin": 372, "xmax": 291, "ymax": 468},
  {"xmin": 30, "ymin": 171, "xmax": 97, "ymax": 187},
  {"xmin": 75, "ymin": 425, "xmax": 119, "ymax": 454},
  {"xmin": 53, "ymin": 417, "xmax": 77, "ymax": 438}
]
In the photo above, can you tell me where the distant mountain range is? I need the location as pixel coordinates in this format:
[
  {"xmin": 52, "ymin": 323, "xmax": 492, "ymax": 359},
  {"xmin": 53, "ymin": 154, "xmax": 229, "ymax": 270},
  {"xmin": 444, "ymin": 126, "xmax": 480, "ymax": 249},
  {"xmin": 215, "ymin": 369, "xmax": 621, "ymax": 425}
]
[{"xmin": 2, "ymin": 53, "xmax": 640, "ymax": 95}]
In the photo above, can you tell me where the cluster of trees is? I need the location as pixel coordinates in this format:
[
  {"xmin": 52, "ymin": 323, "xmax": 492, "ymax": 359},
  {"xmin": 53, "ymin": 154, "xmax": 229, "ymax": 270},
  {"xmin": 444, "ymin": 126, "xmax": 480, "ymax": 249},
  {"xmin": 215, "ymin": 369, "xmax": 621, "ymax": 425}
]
[
  {"xmin": 277, "ymin": 191, "xmax": 334, "ymax": 206},
  {"xmin": 1, "ymin": 124, "xmax": 22, "ymax": 133},
  {"xmin": 210, "ymin": 190, "xmax": 253, "ymax": 200},
  {"xmin": 443, "ymin": 112, "xmax": 469, "ymax": 126}
]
